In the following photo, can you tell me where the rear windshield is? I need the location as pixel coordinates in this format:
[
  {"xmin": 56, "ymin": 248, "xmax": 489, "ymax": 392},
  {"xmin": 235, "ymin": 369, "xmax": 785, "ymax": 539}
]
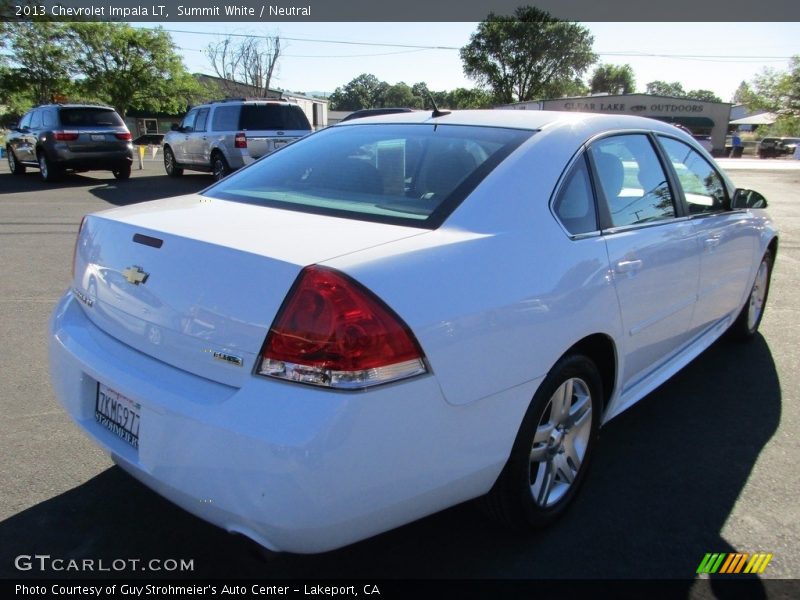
[
  {"xmin": 58, "ymin": 108, "xmax": 124, "ymax": 127},
  {"xmin": 239, "ymin": 104, "xmax": 311, "ymax": 131},
  {"xmin": 204, "ymin": 123, "xmax": 533, "ymax": 228}
]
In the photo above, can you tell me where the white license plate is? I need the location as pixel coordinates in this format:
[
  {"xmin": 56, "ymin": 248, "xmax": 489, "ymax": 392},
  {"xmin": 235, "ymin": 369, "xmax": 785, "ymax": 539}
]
[
  {"xmin": 273, "ymin": 140, "xmax": 287, "ymax": 149},
  {"xmin": 91, "ymin": 134, "xmax": 105, "ymax": 141},
  {"xmin": 95, "ymin": 384, "xmax": 141, "ymax": 450}
]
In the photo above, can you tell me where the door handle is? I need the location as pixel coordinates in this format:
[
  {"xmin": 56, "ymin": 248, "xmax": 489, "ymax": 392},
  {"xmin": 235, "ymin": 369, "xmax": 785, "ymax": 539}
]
[
  {"xmin": 704, "ymin": 237, "xmax": 721, "ymax": 250},
  {"xmin": 615, "ymin": 259, "xmax": 643, "ymax": 274}
]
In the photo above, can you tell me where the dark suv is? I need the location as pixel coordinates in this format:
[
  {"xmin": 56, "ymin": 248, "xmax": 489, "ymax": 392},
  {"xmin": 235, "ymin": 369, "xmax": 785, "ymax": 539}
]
[{"xmin": 6, "ymin": 104, "xmax": 133, "ymax": 181}]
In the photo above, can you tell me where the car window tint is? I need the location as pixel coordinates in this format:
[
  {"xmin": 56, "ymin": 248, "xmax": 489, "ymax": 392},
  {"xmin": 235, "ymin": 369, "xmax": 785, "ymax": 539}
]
[
  {"xmin": 211, "ymin": 106, "xmax": 239, "ymax": 131},
  {"xmin": 29, "ymin": 110, "xmax": 42, "ymax": 129},
  {"xmin": 181, "ymin": 110, "xmax": 198, "ymax": 132},
  {"xmin": 195, "ymin": 108, "xmax": 209, "ymax": 132},
  {"xmin": 239, "ymin": 104, "xmax": 312, "ymax": 131},
  {"xmin": 589, "ymin": 134, "xmax": 675, "ymax": 227},
  {"xmin": 553, "ymin": 155, "xmax": 598, "ymax": 235},
  {"xmin": 205, "ymin": 123, "xmax": 532, "ymax": 228},
  {"xmin": 59, "ymin": 108, "xmax": 124, "ymax": 127},
  {"xmin": 19, "ymin": 112, "xmax": 32, "ymax": 128},
  {"xmin": 42, "ymin": 109, "xmax": 55, "ymax": 128},
  {"xmin": 658, "ymin": 136, "xmax": 727, "ymax": 214}
]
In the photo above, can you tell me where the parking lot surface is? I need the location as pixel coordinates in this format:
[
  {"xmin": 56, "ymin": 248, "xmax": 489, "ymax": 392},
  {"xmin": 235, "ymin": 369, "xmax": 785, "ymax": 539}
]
[{"xmin": 0, "ymin": 159, "xmax": 798, "ymax": 585}]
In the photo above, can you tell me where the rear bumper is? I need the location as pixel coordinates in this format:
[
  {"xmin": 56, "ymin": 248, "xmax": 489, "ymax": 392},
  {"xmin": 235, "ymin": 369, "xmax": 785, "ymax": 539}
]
[
  {"xmin": 48, "ymin": 291, "xmax": 530, "ymax": 553},
  {"xmin": 50, "ymin": 147, "xmax": 133, "ymax": 170}
]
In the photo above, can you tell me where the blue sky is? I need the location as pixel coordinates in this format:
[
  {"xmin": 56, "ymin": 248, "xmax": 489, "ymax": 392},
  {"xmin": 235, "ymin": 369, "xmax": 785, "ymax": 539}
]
[{"xmin": 145, "ymin": 22, "xmax": 799, "ymax": 102}]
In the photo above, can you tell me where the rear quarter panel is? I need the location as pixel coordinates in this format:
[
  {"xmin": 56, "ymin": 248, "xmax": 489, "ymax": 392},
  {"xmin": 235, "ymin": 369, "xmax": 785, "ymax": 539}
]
[{"xmin": 325, "ymin": 131, "xmax": 623, "ymax": 408}]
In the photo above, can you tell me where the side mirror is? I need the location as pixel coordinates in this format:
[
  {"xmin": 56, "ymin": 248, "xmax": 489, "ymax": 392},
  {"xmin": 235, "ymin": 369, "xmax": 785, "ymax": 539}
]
[
  {"xmin": 170, "ymin": 123, "xmax": 180, "ymax": 132},
  {"xmin": 732, "ymin": 188, "xmax": 768, "ymax": 210}
]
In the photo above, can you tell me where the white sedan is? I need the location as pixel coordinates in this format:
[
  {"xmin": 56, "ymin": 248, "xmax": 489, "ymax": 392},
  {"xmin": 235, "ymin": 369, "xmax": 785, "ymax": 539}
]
[{"xmin": 49, "ymin": 110, "xmax": 777, "ymax": 553}]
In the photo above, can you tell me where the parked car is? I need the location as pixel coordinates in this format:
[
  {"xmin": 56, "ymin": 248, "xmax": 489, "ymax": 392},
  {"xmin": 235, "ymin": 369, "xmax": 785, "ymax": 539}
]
[
  {"xmin": 50, "ymin": 110, "xmax": 777, "ymax": 554},
  {"xmin": 780, "ymin": 137, "xmax": 800, "ymax": 156},
  {"xmin": 692, "ymin": 134, "xmax": 714, "ymax": 153},
  {"xmin": 162, "ymin": 98, "xmax": 312, "ymax": 180},
  {"xmin": 5, "ymin": 104, "xmax": 133, "ymax": 181},
  {"xmin": 756, "ymin": 136, "xmax": 800, "ymax": 158}
]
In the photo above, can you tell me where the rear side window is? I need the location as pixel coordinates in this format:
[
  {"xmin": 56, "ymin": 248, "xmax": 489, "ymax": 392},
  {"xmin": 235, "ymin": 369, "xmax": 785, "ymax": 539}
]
[
  {"xmin": 239, "ymin": 104, "xmax": 311, "ymax": 131},
  {"xmin": 205, "ymin": 123, "xmax": 532, "ymax": 228},
  {"xmin": 42, "ymin": 110, "xmax": 56, "ymax": 128},
  {"xmin": 211, "ymin": 106, "xmax": 239, "ymax": 131},
  {"xmin": 589, "ymin": 134, "xmax": 675, "ymax": 228},
  {"xmin": 29, "ymin": 110, "xmax": 42, "ymax": 129},
  {"xmin": 59, "ymin": 108, "xmax": 124, "ymax": 127},
  {"xmin": 553, "ymin": 155, "xmax": 598, "ymax": 235}
]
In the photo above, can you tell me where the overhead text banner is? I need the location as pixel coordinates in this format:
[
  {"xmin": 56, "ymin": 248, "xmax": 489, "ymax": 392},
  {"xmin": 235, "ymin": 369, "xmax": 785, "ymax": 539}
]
[{"xmin": 2, "ymin": 0, "xmax": 799, "ymax": 22}]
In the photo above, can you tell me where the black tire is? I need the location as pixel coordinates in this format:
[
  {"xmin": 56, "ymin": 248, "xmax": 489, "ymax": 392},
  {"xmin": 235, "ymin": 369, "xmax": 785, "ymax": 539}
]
[
  {"xmin": 485, "ymin": 353, "xmax": 602, "ymax": 528},
  {"xmin": 113, "ymin": 164, "xmax": 131, "ymax": 180},
  {"xmin": 164, "ymin": 146, "xmax": 183, "ymax": 177},
  {"xmin": 211, "ymin": 151, "xmax": 230, "ymax": 181},
  {"xmin": 37, "ymin": 150, "xmax": 61, "ymax": 182},
  {"xmin": 7, "ymin": 147, "xmax": 26, "ymax": 175},
  {"xmin": 729, "ymin": 250, "xmax": 773, "ymax": 341}
]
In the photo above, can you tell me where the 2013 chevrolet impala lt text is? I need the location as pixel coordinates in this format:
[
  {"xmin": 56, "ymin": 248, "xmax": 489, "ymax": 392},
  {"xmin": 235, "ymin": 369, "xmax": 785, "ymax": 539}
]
[{"xmin": 48, "ymin": 110, "xmax": 777, "ymax": 553}]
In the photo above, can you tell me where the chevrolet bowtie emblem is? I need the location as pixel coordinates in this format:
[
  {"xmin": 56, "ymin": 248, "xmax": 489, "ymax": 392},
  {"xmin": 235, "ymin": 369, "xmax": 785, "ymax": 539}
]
[{"xmin": 122, "ymin": 266, "xmax": 149, "ymax": 285}]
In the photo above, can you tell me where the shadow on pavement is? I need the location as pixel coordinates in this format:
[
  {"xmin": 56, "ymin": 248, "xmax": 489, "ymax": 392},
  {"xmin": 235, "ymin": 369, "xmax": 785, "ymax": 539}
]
[
  {"xmin": 0, "ymin": 171, "xmax": 211, "ymax": 205},
  {"xmin": 0, "ymin": 335, "xmax": 780, "ymax": 587}
]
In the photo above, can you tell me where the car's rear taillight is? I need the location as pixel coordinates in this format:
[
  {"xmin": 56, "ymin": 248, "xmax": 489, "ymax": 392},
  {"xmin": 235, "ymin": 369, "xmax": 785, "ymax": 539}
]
[
  {"xmin": 234, "ymin": 132, "xmax": 247, "ymax": 148},
  {"xmin": 54, "ymin": 131, "xmax": 79, "ymax": 141},
  {"xmin": 72, "ymin": 216, "xmax": 87, "ymax": 278},
  {"xmin": 115, "ymin": 132, "xmax": 132, "ymax": 141},
  {"xmin": 257, "ymin": 265, "xmax": 427, "ymax": 389}
]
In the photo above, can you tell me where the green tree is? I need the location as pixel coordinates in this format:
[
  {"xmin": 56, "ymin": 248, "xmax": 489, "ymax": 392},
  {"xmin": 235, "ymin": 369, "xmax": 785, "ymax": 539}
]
[
  {"xmin": 460, "ymin": 6, "xmax": 596, "ymax": 104},
  {"xmin": 383, "ymin": 82, "xmax": 420, "ymax": 108},
  {"xmin": 685, "ymin": 89, "xmax": 723, "ymax": 103},
  {"xmin": 645, "ymin": 80, "xmax": 686, "ymax": 97},
  {"xmin": 329, "ymin": 74, "xmax": 389, "ymax": 111},
  {"xmin": 589, "ymin": 64, "xmax": 635, "ymax": 95},
  {"xmin": 444, "ymin": 87, "xmax": 495, "ymax": 109},
  {"xmin": 732, "ymin": 81, "xmax": 754, "ymax": 105},
  {"xmin": 6, "ymin": 22, "xmax": 75, "ymax": 105},
  {"xmin": 742, "ymin": 56, "xmax": 800, "ymax": 136},
  {"xmin": 69, "ymin": 23, "xmax": 206, "ymax": 118}
]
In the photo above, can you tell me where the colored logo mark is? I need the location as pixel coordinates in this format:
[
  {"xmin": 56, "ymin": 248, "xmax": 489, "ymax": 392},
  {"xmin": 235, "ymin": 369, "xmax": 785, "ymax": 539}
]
[{"xmin": 697, "ymin": 552, "xmax": 773, "ymax": 575}]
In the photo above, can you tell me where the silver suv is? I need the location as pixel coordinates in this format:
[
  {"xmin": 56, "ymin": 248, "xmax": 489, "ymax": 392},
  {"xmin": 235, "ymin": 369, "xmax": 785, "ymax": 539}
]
[
  {"xmin": 5, "ymin": 104, "xmax": 133, "ymax": 182},
  {"xmin": 162, "ymin": 98, "xmax": 312, "ymax": 180}
]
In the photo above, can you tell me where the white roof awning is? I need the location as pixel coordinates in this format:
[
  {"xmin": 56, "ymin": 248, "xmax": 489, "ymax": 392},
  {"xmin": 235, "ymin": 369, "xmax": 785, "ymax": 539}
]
[{"xmin": 729, "ymin": 112, "xmax": 778, "ymax": 125}]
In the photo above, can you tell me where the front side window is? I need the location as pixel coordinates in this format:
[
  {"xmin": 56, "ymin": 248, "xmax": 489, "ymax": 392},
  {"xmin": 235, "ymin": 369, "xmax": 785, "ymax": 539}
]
[
  {"xmin": 658, "ymin": 136, "xmax": 727, "ymax": 214},
  {"xmin": 589, "ymin": 134, "xmax": 675, "ymax": 228},
  {"xmin": 205, "ymin": 123, "xmax": 533, "ymax": 228},
  {"xmin": 553, "ymin": 155, "xmax": 597, "ymax": 235},
  {"xmin": 181, "ymin": 110, "xmax": 198, "ymax": 132}
]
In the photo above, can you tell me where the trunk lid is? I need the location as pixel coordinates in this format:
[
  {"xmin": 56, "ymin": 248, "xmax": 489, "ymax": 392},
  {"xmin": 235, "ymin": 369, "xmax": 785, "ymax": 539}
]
[{"xmin": 73, "ymin": 195, "xmax": 427, "ymax": 387}]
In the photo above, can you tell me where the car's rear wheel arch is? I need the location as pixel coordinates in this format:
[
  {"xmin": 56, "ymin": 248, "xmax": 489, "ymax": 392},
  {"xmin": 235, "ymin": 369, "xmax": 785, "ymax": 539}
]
[{"xmin": 562, "ymin": 333, "xmax": 617, "ymax": 416}]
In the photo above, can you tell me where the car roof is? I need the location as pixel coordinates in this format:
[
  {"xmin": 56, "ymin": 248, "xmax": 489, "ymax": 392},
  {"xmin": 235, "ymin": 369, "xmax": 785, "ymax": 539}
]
[
  {"xmin": 36, "ymin": 104, "xmax": 117, "ymax": 110},
  {"xmin": 334, "ymin": 109, "xmax": 693, "ymax": 144}
]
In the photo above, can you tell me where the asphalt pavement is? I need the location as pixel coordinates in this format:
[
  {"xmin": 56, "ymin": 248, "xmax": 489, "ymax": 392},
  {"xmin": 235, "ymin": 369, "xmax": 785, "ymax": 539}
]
[{"xmin": 0, "ymin": 158, "xmax": 798, "ymax": 589}]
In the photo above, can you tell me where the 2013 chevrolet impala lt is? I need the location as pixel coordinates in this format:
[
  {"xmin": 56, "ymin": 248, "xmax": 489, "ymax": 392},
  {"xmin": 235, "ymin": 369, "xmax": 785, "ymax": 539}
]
[{"xmin": 49, "ymin": 110, "xmax": 777, "ymax": 553}]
